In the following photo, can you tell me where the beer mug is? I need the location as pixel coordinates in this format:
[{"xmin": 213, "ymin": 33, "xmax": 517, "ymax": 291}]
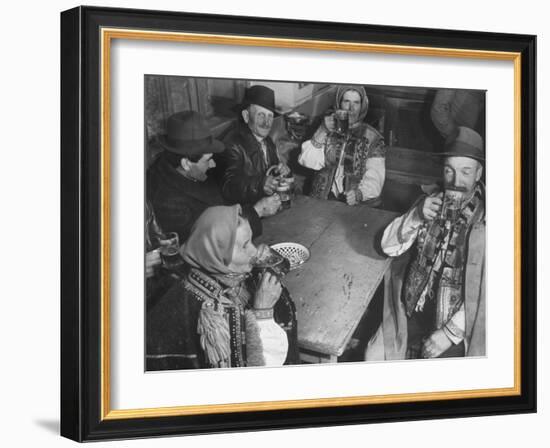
[
  {"xmin": 251, "ymin": 246, "xmax": 290, "ymax": 282},
  {"xmin": 158, "ymin": 232, "xmax": 182, "ymax": 270},
  {"xmin": 276, "ymin": 176, "xmax": 294, "ymax": 210},
  {"xmin": 440, "ymin": 189, "xmax": 464, "ymax": 223},
  {"xmin": 267, "ymin": 165, "xmax": 295, "ymax": 210},
  {"xmin": 334, "ymin": 109, "xmax": 350, "ymax": 135}
]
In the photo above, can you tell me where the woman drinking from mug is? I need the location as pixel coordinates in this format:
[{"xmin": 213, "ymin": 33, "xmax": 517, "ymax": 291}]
[
  {"xmin": 299, "ymin": 85, "xmax": 386, "ymax": 206},
  {"xmin": 146, "ymin": 204, "xmax": 299, "ymax": 370}
]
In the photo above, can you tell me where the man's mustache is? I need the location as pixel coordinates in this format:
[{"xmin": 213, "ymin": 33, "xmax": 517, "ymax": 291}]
[{"xmin": 444, "ymin": 185, "xmax": 468, "ymax": 193}]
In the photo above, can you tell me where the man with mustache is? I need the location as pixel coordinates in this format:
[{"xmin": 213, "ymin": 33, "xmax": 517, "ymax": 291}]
[
  {"xmin": 217, "ymin": 85, "xmax": 290, "ymax": 205},
  {"xmin": 371, "ymin": 127, "xmax": 485, "ymax": 359},
  {"xmin": 147, "ymin": 110, "xmax": 281, "ymax": 244}
]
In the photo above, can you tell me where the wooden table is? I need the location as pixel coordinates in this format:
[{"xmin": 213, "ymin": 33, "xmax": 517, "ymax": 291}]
[{"xmin": 258, "ymin": 195, "xmax": 398, "ymax": 363}]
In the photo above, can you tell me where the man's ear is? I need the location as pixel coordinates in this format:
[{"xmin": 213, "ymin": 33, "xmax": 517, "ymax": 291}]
[
  {"xmin": 241, "ymin": 109, "xmax": 249, "ymax": 124},
  {"xmin": 180, "ymin": 157, "xmax": 191, "ymax": 171},
  {"xmin": 475, "ymin": 163, "xmax": 483, "ymax": 182}
]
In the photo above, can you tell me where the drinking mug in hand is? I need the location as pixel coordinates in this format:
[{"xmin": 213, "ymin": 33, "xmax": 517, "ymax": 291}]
[{"xmin": 158, "ymin": 232, "xmax": 182, "ymax": 270}]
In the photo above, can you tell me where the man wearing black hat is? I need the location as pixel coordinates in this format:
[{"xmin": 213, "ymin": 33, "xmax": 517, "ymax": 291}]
[
  {"xmin": 368, "ymin": 127, "xmax": 486, "ymax": 360},
  {"xmin": 147, "ymin": 110, "xmax": 281, "ymax": 243},
  {"xmin": 217, "ymin": 85, "xmax": 290, "ymax": 205}
]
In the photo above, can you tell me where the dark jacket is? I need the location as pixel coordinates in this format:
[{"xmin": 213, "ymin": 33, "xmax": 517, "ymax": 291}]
[
  {"xmin": 217, "ymin": 124, "xmax": 280, "ymax": 204},
  {"xmin": 146, "ymin": 268, "xmax": 300, "ymax": 370},
  {"xmin": 147, "ymin": 152, "xmax": 262, "ymax": 243}
]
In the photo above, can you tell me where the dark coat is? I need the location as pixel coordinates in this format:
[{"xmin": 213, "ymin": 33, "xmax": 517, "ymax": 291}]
[
  {"xmin": 146, "ymin": 269, "xmax": 300, "ymax": 370},
  {"xmin": 147, "ymin": 152, "xmax": 262, "ymax": 243},
  {"xmin": 217, "ymin": 124, "xmax": 280, "ymax": 204}
]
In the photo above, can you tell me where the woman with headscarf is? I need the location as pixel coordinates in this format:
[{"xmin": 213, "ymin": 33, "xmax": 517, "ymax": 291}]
[
  {"xmin": 299, "ymin": 85, "xmax": 386, "ymax": 205},
  {"xmin": 146, "ymin": 204, "xmax": 299, "ymax": 370}
]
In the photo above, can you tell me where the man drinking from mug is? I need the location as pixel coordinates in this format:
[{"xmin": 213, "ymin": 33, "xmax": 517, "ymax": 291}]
[{"xmin": 367, "ymin": 126, "xmax": 486, "ymax": 360}]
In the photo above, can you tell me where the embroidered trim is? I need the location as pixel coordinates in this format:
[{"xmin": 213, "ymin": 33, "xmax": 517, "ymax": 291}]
[
  {"xmin": 228, "ymin": 306, "xmax": 245, "ymax": 367},
  {"xmin": 403, "ymin": 185, "xmax": 484, "ymax": 328},
  {"xmin": 184, "ymin": 268, "xmax": 254, "ymax": 368},
  {"xmin": 253, "ymin": 308, "xmax": 274, "ymax": 320},
  {"xmin": 244, "ymin": 310, "xmax": 265, "ymax": 366},
  {"xmin": 187, "ymin": 268, "xmax": 225, "ymax": 300}
]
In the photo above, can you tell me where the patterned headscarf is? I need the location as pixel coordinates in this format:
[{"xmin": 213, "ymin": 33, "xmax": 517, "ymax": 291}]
[
  {"xmin": 180, "ymin": 205, "xmax": 241, "ymax": 275},
  {"xmin": 335, "ymin": 85, "xmax": 369, "ymax": 124}
]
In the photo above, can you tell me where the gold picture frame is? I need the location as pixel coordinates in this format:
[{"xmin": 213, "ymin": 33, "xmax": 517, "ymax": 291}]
[{"xmin": 61, "ymin": 6, "xmax": 536, "ymax": 441}]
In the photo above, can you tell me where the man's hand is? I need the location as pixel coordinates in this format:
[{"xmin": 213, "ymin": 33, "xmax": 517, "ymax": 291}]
[
  {"xmin": 254, "ymin": 195, "xmax": 281, "ymax": 218},
  {"xmin": 253, "ymin": 272, "xmax": 282, "ymax": 310},
  {"xmin": 421, "ymin": 329, "xmax": 453, "ymax": 358},
  {"xmin": 263, "ymin": 175, "xmax": 279, "ymax": 195},
  {"xmin": 345, "ymin": 189, "xmax": 362, "ymax": 206},
  {"xmin": 323, "ymin": 113, "xmax": 336, "ymax": 132},
  {"xmin": 420, "ymin": 193, "xmax": 443, "ymax": 221},
  {"xmin": 145, "ymin": 249, "xmax": 161, "ymax": 279},
  {"xmin": 276, "ymin": 163, "xmax": 291, "ymax": 177}
]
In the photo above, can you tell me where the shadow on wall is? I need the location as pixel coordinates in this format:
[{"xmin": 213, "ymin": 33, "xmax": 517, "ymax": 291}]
[{"xmin": 33, "ymin": 419, "xmax": 59, "ymax": 435}]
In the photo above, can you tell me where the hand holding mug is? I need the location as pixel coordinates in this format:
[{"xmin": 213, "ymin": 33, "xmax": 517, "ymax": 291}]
[
  {"xmin": 345, "ymin": 189, "xmax": 361, "ymax": 206},
  {"xmin": 420, "ymin": 193, "xmax": 443, "ymax": 221},
  {"xmin": 263, "ymin": 175, "xmax": 279, "ymax": 195},
  {"xmin": 253, "ymin": 272, "xmax": 282, "ymax": 310},
  {"xmin": 254, "ymin": 194, "xmax": 282, "ymax": 217},
  {"xmin": 276, "ymin": 163, "xmax": 291, "ymax": 177}
]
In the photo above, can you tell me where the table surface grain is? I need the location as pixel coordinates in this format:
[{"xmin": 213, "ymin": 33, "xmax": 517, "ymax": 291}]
[{"xmin": 258, "ymin": 195, "xmax": 399, "ymax": 357}]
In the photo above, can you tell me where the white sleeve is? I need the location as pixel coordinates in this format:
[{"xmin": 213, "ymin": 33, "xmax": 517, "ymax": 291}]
[
  {"xmin": 381, "ymin": 204, "xmax": 424, "ymax": 257},
  {"xmin": 443, "ymin": 303, "xmax": 466, "ymax": 345},
  {"xmin": 256, "ymin": 319, "xmax": 289, "ymax": 366},
  {"xmin": 298, "ymin": 139, "xmax": 326, "ymax": 171},
  {"xmin": 357, "ymin": 157, "xmax": 386, "ymax": 200}
]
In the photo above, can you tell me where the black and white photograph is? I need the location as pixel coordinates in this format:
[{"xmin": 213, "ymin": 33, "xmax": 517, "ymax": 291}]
[
  {"xmin": 144, "ymin": 76, "xmax": 486, "ymax": 371},
  {"xmin": 54, "ymin": 3, "xmax": 538, "ymax": 442}
]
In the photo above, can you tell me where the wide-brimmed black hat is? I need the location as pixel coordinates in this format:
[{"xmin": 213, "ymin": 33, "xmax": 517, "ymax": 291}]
[
  {"xmin": 157, "ymin": 110, "xmax": 224, "ymax": 157},
  {"xmin": 235, "ymin": 85, "xmax": 279, "ymax": 116},
  {"xmin": 440, "ymin": 126, "xmax": 485, "ymax": 162}
]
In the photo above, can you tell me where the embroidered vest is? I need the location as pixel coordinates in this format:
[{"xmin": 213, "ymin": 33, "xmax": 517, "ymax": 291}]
[
  {"xmin": 403, "ymin": 185, "xmax": 485, "ymax": 331},
  {"xmin": 184, "ymin": 269, "xmax": 251, "ymax": 368},
  {"xmin": 310, "ymin": 122, "xmax": 385, "ymax": 200}
]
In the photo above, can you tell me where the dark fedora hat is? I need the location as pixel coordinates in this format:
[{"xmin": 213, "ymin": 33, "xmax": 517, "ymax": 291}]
[
  {"xmin": 236, "ymin": 85, "xmax": 279, "ymax": 116},
  {"xmin": 440, "ymin": 126, "xmax": 485, "ymax": 162},
  {"xmin": 157, "ymin": 110, "xmax": 224, "ymax": 157}
]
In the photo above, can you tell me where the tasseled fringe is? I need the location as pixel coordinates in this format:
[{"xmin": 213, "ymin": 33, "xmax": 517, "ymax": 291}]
[
  {"xmin": 244, "ymin": 310, "xmax": 265, "ymax": 367},
  {"xmin": 197, "ymin": 303, "xmax": 231, "ymax": 368}
]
